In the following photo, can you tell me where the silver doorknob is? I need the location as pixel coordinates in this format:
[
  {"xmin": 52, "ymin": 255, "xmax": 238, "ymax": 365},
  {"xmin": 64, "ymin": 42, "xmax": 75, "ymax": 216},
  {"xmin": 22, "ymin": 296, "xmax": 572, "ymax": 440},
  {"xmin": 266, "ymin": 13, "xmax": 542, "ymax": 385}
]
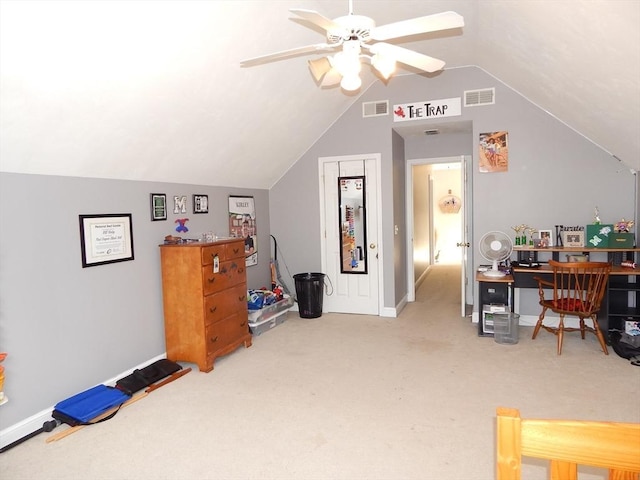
[{"xmin": 370, "ymin": 243, "xmax": 376, "ymax": 249}]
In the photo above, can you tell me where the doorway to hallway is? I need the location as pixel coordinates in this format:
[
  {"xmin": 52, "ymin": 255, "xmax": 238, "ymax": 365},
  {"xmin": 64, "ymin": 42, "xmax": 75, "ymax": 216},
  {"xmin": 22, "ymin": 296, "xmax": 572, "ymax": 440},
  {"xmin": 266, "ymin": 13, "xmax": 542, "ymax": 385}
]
[
  {"xmin": 406, "ymin": 156, "xmax": 469, "ymax": 311},
  {"xmin": 430, "ymin": 162, "xmax": 463, "ymax": 266}
]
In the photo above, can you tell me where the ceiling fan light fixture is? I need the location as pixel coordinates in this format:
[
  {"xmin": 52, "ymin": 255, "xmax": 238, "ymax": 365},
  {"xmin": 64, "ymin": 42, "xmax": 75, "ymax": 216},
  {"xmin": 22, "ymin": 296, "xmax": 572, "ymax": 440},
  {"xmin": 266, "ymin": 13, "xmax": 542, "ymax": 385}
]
[
  {"xmin": 331, "ymin": 50, "xmax": 362, "ymax": 77},
  {"xmin": 308, "ymin": 57, "xmax": 332, "ymax": 82},
  {"xmin": 241, "ymin": 7, "xmax": 463, "ymax": 94},
  {"xmin": 340, "ymin": 74, "xmax": 362, "ymax": 92}
]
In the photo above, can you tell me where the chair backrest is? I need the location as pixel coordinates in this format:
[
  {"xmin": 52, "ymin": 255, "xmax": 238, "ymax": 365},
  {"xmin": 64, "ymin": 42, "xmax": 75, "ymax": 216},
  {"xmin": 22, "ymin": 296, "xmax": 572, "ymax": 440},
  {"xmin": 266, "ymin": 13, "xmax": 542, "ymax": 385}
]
[
  {"xmin": 547, "ymin": 260, "xmax": 611, "ymax": 315},
  {"xmin": 496, "ymin": 407, "xmax": 640, "ymax": 480}
]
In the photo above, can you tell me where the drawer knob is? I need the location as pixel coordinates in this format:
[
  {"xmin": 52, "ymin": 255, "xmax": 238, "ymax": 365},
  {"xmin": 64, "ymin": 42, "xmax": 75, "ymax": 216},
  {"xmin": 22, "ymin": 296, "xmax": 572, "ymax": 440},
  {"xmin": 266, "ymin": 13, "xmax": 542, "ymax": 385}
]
[
  {"xmin": 210, "ymin": 336, "xmax": 218, "ymax": 343},
  {"xmin": 240, "ymin": 322, "xmax": 246, "ymax": 327},
  {"xmin": 209, "ymin": 306, "xmax": 217, "ymax": 313},
  {"xmin": 207, "ymin": 277, "xmax": 216, "ymax": 284}
]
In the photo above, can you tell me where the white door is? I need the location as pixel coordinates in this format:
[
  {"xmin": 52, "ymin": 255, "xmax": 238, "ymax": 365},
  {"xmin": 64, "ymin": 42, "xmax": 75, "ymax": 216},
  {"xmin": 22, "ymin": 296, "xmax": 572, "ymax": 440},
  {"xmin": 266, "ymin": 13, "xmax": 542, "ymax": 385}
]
[
  {"xmin": 319, "ymin": 154, "xmax": 381, "ymax": 315},
  {"xmin": 459, "ymin": 155, "xmax": 470, "ymax": 316}
]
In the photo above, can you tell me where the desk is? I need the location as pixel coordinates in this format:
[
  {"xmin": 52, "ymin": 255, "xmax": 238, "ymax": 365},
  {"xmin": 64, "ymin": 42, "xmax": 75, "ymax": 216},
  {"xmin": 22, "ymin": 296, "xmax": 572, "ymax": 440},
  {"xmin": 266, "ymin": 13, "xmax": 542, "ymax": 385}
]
[{"xmin": 510, "ymin": 252, "xmax": 640, "ymax": 341}]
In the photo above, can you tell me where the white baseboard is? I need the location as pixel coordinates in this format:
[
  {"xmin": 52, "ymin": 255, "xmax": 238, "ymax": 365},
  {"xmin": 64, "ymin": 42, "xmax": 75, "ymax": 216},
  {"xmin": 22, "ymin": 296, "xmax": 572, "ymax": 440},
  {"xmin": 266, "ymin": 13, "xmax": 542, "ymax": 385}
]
[
  {"xmin": 0, "ymin": 354, "xmax": 166, "ymax": 451},
  {"xmin": 471, "ymin": 312, "xmax": 584, "ymax": 329},
  {"xmin": 379, "ymin": 294, "xmax": 406, "ymax": 318}
]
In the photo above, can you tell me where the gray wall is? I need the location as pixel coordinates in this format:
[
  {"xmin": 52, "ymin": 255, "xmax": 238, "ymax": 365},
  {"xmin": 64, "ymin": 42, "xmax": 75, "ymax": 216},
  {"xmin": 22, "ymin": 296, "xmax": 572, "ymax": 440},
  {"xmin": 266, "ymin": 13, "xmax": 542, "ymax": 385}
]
[
  {"xmin": 0, "ymin": 173, "xmax": 270, "ymax": 431},
  {"xmin": 269, "ymin": 66, "xmax": 636, "ymax": 313},
  {"xmin": 412, "ymin": 164, "xmax": 431, "ymax": 281}
]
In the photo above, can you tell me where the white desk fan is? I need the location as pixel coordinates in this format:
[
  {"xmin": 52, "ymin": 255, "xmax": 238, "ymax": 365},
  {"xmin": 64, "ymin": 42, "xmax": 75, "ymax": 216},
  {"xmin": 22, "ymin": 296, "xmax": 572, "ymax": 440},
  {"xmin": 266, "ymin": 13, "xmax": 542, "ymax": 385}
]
[{"xmin": 479, "ymin": 231, "xmax": 513, "ymax": 277}]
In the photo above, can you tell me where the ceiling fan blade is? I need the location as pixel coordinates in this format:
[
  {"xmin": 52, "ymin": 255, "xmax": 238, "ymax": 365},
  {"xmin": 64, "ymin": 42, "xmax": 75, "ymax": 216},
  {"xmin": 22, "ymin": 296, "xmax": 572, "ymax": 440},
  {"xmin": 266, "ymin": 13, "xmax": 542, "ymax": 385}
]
[
  {"xmin": 240, "ymin": 43, "xmax": 337, "ymax": 67},
  {"xmin": 289, "ymin": 9, "xmax": 342, "ymax": 32},
  {"xmin": 370, "ymin": 11, "xmax": 464, "ymax": 41},
  {"xmin": 369, "ymin": 43, "xmax": 445, "ymax": 73}
]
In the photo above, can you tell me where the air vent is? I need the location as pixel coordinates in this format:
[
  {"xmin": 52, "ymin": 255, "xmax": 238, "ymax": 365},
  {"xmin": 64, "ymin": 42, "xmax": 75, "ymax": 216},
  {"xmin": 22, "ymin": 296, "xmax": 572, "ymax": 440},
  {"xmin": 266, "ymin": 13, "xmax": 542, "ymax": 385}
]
[
  {"xmin": 362, "ymin": 100, "xmax": 389, "ymax": 118},
  {"xmin": 464, "ymin": 88, "xmax": 495, "ymax": 107},
  {"xmin": 424, "ymin": 129, "xmax": 439, "ymax": 136}
]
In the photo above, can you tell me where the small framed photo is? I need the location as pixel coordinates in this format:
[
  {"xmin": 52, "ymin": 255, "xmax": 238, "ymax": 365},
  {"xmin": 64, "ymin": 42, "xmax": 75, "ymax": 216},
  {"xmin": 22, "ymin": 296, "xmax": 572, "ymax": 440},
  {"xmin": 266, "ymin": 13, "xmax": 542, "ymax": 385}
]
[
  {"xmin": 79, "ymin": 214, "xmax": 135, "ymax": 268},
  {"xmin": 537, "ymin": 229, "xmax": 553, "ymax": 247},
  {"xmin": 150, "ymin": 193, "xmax": 167, "ymax": 221},
  {"xmin": 562, "ymin": 230, "xmax": 585, "ymax": 248},
  {"xmin": 193, "ymin": 194, "xmax": 209, "ymax": 214}
]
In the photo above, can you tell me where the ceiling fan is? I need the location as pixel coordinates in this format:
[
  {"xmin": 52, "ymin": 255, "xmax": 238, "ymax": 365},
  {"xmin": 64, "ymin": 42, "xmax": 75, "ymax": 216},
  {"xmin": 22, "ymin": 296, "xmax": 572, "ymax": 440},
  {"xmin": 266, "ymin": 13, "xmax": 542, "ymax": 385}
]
[{"xmin": 240, "ymin": 1, "xmax": 464, "ymax": 92}]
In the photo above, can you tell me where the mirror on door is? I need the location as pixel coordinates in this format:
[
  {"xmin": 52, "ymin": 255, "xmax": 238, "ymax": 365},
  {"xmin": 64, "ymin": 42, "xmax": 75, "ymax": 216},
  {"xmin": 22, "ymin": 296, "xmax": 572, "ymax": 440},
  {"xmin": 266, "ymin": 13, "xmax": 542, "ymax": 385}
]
[{"xmin": 339, "ymin": 176, "xmax": 367, "ymax": 274}]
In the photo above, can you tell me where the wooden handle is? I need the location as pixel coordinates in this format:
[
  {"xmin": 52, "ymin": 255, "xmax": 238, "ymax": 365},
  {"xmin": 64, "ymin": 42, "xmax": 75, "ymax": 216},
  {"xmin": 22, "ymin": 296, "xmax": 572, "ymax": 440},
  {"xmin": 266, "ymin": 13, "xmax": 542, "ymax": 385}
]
[{"xmin": 145, "ymin": 367, "xmax": 191, "ymax": 394}]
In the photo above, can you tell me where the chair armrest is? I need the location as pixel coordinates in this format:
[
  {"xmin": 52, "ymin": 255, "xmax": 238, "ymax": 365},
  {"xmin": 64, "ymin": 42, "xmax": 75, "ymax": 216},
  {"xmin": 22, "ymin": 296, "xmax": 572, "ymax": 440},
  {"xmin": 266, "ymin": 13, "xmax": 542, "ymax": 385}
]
[
  {"xmin": 533, "ymin": 277, "xmax": 553, "ymax": 288},
  {"xmin": 533, "ymin": 276, "xmax": 554, "ymax": 303}
]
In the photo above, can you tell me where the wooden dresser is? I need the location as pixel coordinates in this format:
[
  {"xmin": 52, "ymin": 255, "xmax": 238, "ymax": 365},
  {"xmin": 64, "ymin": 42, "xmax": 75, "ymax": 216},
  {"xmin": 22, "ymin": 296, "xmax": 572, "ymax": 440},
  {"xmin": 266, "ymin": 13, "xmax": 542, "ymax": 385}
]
[{"xmin": 159, "ymin": 238, "xmax": 252, "ymax": 372}]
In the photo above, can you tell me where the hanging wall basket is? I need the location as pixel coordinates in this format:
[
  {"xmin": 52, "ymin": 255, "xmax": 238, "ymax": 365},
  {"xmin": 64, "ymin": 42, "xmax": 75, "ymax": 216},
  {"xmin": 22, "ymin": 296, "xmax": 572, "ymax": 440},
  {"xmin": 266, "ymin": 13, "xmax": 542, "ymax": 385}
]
[{"xmin": 438, "ymin": 190, "xmax": 462, "ymax": 214}]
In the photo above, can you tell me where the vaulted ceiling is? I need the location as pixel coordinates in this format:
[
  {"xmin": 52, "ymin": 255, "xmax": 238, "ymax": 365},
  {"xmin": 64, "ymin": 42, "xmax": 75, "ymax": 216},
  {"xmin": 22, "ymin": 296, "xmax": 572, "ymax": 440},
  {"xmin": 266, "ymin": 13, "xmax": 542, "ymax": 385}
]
[{"xmin": 1, "ymin": 1, "xmax": 638, "ymax": 189}]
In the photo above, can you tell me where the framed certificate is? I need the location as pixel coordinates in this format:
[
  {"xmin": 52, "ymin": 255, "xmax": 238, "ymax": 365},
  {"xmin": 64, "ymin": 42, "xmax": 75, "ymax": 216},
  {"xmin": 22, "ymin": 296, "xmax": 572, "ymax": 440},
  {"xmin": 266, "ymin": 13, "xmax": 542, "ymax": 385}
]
[{"xmin": 79, "ymin": 214, "xmax": 135, "ymax": 267}]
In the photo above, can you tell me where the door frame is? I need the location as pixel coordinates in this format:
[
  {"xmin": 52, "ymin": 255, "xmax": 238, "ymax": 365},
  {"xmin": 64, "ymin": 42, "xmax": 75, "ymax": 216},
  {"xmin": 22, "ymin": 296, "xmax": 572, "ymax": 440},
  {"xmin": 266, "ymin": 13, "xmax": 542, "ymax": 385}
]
[
  {"xmin": 405, "ymin": 155, "xmax": 473, "ymax": 311},
  {"xmin": 318, "ymin": 153, "xmax": 384, "ymax": 315}
]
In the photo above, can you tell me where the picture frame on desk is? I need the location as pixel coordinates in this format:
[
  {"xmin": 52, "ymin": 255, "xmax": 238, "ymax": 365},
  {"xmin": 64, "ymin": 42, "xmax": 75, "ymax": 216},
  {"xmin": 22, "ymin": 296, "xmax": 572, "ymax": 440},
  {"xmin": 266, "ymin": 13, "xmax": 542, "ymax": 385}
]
[
  {"xmin": 537, "ymin": 229, "xmax": 553, "ymax": 247},
  {"xmin": 561, "ymin": 230, "xmax": 585, "ymax": 248}
]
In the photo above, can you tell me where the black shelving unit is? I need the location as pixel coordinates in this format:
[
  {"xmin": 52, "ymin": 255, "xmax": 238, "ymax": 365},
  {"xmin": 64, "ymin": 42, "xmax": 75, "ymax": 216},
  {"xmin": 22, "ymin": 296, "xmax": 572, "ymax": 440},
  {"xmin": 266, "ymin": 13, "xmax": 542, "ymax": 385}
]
[
  {"xmin": 606, "ymin": 261, "xmax": 640, "ymax": 339},
  {"xmin": 477, "ymin": 275, "xmax": 513, "ymax": 337}
]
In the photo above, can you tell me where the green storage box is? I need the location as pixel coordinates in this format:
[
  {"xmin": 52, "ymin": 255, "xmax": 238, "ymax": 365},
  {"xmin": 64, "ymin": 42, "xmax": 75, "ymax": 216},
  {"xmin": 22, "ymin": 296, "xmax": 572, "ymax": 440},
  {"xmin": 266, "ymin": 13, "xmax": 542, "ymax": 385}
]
[
  {"xmin": 586, "ymin": 224, "xmax": 613, "ymax": 248},
  {"xmin": 610, "ymin": 232, "xmax": 635, "ymax": 248}
]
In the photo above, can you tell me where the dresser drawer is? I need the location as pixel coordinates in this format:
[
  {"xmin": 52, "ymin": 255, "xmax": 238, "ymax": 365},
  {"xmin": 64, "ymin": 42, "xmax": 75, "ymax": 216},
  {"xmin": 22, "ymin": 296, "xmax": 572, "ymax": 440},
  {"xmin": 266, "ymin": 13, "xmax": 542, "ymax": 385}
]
[
  {"xmin": 204, "ymin": 284, "xmax": 247, "ymax": 326},
  {"xmin": 202, "ymin": 259, "xmax": 247, "ymax": 296},
  {"xmin": 205, "ymin": 313, "xmax": 249, "ymax": 356},
  {"xmin": 202, "ymin": 244, "xmax": 227, "ymax": 266},
  {"xmin": 226, "ymin": 241, "xmax": 244, "ymax": 260}
]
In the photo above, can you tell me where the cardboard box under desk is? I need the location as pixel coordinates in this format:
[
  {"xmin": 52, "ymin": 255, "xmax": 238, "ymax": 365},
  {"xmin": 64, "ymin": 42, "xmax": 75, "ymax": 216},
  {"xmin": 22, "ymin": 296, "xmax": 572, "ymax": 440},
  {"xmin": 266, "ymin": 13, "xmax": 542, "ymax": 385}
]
[{"xmin": 586, "ymin": 224, "xmax": 613, "ymax": 248}]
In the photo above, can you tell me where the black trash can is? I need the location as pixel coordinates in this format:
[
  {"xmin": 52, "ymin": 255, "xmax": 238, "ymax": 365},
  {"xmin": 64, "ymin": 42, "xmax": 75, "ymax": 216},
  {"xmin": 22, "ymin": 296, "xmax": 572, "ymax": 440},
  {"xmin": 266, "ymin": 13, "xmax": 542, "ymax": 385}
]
[{"xmin": 293, "ymin": 272, "xmax": 325, "ymax": 318}]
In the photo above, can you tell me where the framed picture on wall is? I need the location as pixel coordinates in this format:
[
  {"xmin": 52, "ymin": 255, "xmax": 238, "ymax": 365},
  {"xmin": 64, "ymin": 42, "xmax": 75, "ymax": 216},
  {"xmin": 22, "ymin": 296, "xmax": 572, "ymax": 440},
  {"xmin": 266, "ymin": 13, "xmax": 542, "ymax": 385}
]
[
  {"xmin": 150, "ymin": 193, "xmax": 167, "ymax": 221},
  {"xmin": 478, "ymin": 131, "xmax": 509, "ymax": 173},
  {"xmin": 79, "ymin": 214, "xmax": 135, "ymax": 267},
  {"xmin": 193, "ymin": 194, "xmax": 209, "ymax": 214}
]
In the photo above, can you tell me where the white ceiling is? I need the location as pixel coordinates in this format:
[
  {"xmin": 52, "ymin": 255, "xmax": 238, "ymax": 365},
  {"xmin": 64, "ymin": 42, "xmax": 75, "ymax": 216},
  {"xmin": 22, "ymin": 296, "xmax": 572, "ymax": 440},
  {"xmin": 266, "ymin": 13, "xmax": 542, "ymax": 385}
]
[{"xmin": 1, "ymin": 0, "xmax": 638, "ymax": 189}]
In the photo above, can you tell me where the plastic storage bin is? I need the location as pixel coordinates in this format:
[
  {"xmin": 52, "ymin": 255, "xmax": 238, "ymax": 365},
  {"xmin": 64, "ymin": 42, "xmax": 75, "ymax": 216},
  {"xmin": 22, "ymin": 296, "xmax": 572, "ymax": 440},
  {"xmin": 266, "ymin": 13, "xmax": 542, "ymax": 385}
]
[
  {"xmin": 248, "ymin": 313, "xmax": 287, "ymax": 336},
  {"xmin": 248, "ymin": 295, "xmax": 293, "ymax": 324},
  {"xmin": 248, "ymin": 295, "xmax": 293, "ymax": 336},
  {"xmin": 493, "ymin": 313, "xmax": 520, "ymax": 345}
]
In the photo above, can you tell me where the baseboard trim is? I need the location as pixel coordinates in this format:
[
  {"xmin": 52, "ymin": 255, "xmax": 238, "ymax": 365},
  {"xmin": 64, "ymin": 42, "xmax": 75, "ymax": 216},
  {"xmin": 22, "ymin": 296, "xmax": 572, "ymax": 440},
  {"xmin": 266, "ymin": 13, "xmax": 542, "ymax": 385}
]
[
  {"xmin": 0, "ymin": 354, "xmax": 166, "ymax": 451},
  {"xmin": 471, "ymin": 313, "xmax": 585, "ymax": 329}
]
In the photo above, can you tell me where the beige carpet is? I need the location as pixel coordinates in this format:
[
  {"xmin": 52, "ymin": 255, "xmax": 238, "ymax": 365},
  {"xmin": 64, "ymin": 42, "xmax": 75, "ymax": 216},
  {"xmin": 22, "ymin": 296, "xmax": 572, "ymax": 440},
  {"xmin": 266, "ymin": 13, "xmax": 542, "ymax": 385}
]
[{"xmin": 1, "ymin": 264, "xmax": 639, "ymax": 480}]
